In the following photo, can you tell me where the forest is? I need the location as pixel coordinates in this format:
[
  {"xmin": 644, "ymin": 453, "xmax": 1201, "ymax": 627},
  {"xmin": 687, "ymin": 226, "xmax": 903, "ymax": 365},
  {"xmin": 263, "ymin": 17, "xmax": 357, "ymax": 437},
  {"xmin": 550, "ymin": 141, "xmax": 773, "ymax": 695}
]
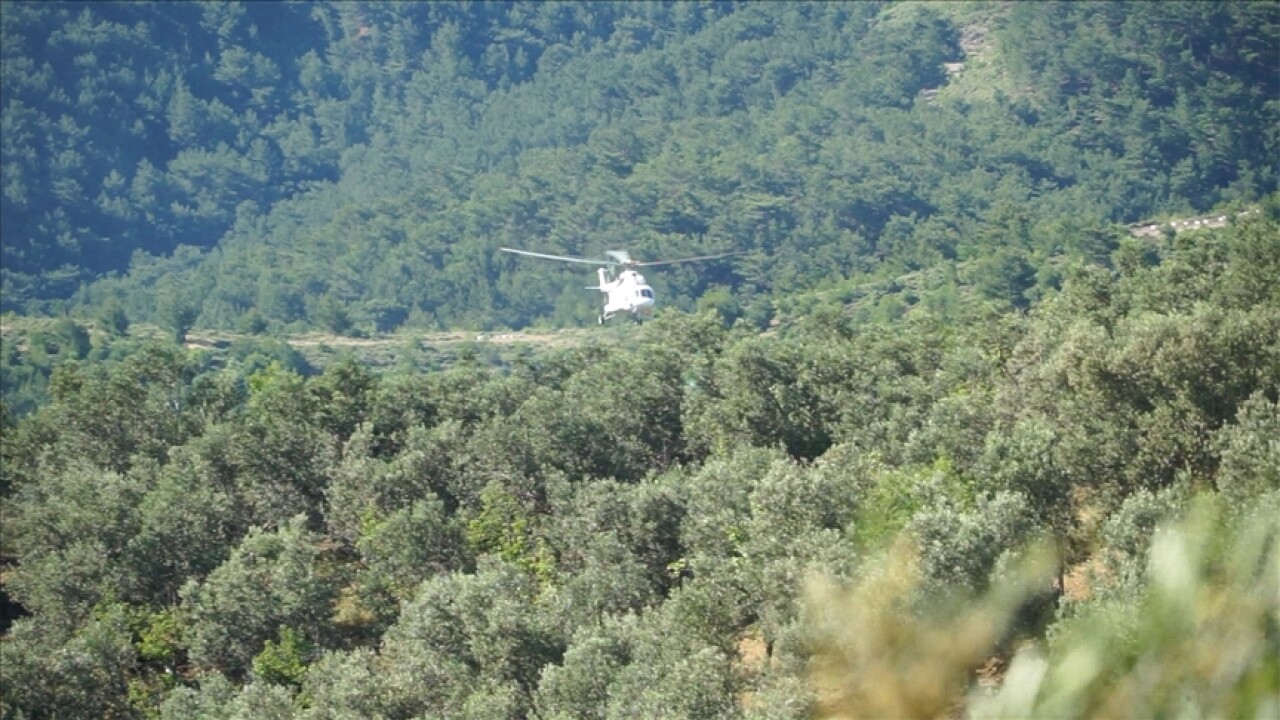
[{"xmin": 2, "ymin": 1, "xmax": 1278, "ymax": 718}]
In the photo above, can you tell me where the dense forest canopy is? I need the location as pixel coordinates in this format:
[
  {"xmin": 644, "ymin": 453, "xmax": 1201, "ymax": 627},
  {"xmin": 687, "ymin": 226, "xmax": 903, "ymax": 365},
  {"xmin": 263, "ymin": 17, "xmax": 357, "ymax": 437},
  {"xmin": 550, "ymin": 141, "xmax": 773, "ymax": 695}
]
[
  {"xmin": 1, "ymin": 2, "xmax": 1279, "ymax": 718},
  {"xmin": 3, "ymin": 209, "xmax": 1278, "ymax": 717},
  {"xmin": 2, "ymin": 1, "xmax": 1277, "ymax": 330}
]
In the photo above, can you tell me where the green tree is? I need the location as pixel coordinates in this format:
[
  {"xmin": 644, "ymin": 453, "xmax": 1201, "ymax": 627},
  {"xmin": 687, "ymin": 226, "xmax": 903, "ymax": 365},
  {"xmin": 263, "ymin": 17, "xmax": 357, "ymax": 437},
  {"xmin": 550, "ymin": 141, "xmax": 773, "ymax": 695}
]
[
  {"xmin": 974, "ymin": 249, "xmax": 1037, "ymax": 310},
  {"xmin": 181, "ymin": 515, "xmax": 336, "ymax": 679},
  {"xmin": 157, "ymin": 288, "xmax": 200, "ymax": 344},
  {"xmin": 50, "ymin": 317, "xmax": 91, "ymax": 358},
  {"xmin": 235, "ymin": 307, "xmax": 269, "ymax": 335},
  {"xmin": 97, "ymin": 301, "xmax": 131, "ymax": 337},
  {"xmin": 1214, "ymin": 391, "xmax": 1280, "ymax": 506},
  {"xmin": 376, "ymin": 558, "xmax": 564, "ymax": 716},
  {"xmin": 251, "ymin": 625, "xmax": 313, "ymax": 687},
  {"xmin": 0, "ymin": 606, "xmax": 140, "ymax": 719},
  {"xmin": 355, "ymin": 496, "xmax": 470, "ymax": 621},
  {"xmin": 313, "ymin": 294, "xmax": 352, "ymax": 336},
  {"xmin": 535, "ymin": 624, "xmax": 631, "ymax": 720}
]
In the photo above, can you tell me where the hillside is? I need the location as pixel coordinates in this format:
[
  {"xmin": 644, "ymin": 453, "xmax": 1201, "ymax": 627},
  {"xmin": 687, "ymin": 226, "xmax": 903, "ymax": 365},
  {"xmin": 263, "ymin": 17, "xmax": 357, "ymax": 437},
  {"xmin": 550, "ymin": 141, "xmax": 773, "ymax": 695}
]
[
  {"xmin": 2, "ymin": 2, "xmax": 1279, "ymax": 717},
  {"xmin": 3, "ymin": 207, "xmax": 1278, "ymax": 717},
  {"xmin": 2, "ymin": 201, "xmax": 1258, "ymax": 418},
  {"xmin": 3, "ymin": 1, "xmax": 1276, "ymax": 332}
]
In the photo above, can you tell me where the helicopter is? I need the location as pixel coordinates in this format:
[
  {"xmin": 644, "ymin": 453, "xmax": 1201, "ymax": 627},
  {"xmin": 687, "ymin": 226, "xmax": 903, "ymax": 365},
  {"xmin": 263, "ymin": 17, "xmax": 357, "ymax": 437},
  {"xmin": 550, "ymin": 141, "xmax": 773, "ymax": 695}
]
[{"xmin": 499, "ymin": 247, "xmax": 736, "ymax": 324}]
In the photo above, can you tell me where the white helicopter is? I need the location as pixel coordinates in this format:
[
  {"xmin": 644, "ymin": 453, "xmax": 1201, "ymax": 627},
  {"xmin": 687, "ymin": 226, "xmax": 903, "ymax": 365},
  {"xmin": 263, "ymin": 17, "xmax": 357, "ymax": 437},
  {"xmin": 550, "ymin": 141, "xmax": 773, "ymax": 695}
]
[{"xmin": 500, "ymin": 247, "xmax": 736, "ymax": 323}]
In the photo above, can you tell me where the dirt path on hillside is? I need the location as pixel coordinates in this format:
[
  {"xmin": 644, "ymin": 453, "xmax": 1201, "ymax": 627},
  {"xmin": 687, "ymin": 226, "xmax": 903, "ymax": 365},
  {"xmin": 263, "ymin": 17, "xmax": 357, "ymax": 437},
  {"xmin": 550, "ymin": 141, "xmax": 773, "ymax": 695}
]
[
  {"xmin": 1128, "ymin": 208, "xmax": 1256, "ymax": 238},
  {"xmin": 176, "ymin": 328, "xmax": 592, "ymax": 354}
]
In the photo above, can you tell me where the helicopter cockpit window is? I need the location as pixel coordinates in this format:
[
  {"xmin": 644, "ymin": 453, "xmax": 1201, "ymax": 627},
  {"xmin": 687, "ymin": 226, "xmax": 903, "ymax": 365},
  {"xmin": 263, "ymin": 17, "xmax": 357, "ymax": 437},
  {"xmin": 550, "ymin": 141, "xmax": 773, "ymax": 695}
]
[{"xmin": 640, "ymin": 289, "xmax": 654, "ymax": 299}]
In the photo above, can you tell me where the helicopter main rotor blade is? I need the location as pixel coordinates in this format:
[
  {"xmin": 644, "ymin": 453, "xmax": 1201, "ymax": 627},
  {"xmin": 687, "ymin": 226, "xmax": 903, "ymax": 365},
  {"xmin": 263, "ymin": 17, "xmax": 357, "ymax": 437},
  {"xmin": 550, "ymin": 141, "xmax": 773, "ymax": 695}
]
[
  {"xmin": 499, "ymin": 247, "xmax": 613, "ymax": 266},
  {"xmin": 631, "ymin": 251, "xmax": 741, "ymax": 267}
]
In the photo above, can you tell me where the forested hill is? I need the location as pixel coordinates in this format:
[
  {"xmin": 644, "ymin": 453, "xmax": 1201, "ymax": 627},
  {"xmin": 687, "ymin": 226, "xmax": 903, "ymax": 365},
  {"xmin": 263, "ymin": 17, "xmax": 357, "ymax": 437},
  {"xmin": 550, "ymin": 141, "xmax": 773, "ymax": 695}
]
[
  {"xmin": 2, "ymin": 201, "xmax": 1278, "ymax": 717},
  {"xmin": 3, "ymin": 2, "xmax": 1277, "ymax": 331},
  {"xmin": 3, "ymin": 3, "xmax": 1280, "ymax": 716}
]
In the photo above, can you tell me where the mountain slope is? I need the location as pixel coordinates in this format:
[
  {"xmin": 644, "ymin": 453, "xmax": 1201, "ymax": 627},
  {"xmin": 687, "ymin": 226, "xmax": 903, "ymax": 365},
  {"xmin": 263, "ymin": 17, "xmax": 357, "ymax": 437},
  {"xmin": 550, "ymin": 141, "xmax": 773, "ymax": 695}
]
[{"xmin": 4, "ymin": 2, "xmax": 1277, "ymax": 334}]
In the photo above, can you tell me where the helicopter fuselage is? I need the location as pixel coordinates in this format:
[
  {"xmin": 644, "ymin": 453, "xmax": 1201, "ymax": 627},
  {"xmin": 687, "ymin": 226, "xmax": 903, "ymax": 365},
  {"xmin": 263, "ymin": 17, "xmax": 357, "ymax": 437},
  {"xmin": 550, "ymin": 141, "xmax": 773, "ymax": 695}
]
[
  {"xmin": 597, "ymin": 268, "xmax": 656, "ymax": 322},
  {"xmin": 498, "ymin": 246, "xmax": 735, "ymax": 325}
]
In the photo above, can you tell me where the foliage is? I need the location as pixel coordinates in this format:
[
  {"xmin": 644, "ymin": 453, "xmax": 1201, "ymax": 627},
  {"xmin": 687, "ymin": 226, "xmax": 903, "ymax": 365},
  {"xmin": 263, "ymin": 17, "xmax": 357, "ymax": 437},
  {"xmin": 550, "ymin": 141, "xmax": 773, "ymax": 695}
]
[
  {"xmin": 0, "ymin": 4, "xmax": 1278, "ymax": 716},
  {"xmin": 807, "ymin": 539, "xmax": 1057, "ymax": 719},
  {"xmin": 180, "ymin": 515, "xmax": 336, "ymax": 679},
  {"xmin": 251, "ymin": 626, "xmax": 313, "ymax": 688},
  {"xmin": 809, "ymin": 493, "xmax": 1280, "ymax": 719},
  {"xmin": 2, "ymin": 2, "xmax": 1274, "ymax": 333},
  {"xmin": 970, "ymin": 495, "xmax": 1280, "ymax": 719},
  {"xmin": 3, "ymin": 209, "xmax": 1279, "ymax": 713}
]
